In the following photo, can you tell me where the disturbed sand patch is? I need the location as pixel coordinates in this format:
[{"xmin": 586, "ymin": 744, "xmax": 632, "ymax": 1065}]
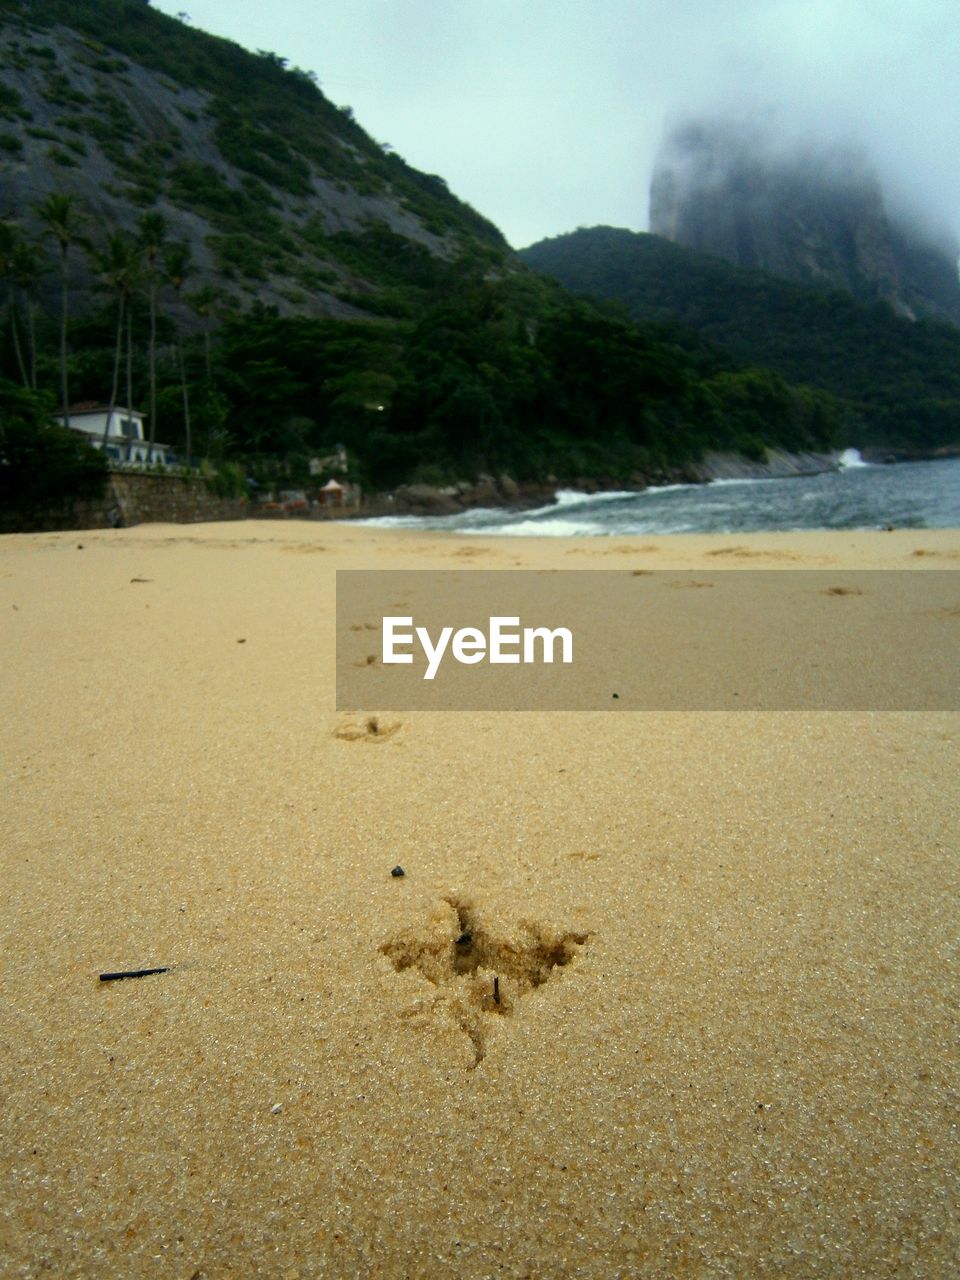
[
  {"xmin": 381, "ymin": 895, "xmax": 590, "ymax": 1067},
  {"xmin": 334, "ymin": 714, "xmax": 402, "ymax": 742}
]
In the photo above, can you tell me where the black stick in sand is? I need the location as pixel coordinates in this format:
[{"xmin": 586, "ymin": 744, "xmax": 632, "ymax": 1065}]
[{"xmin": 99, "ymin": 966, "xmax": 170, "ymax": 982}]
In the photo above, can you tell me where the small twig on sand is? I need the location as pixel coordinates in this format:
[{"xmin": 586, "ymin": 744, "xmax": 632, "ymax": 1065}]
[{"xmin": 99, "ymin": 966, "xmax": 170, "ymax": 982}]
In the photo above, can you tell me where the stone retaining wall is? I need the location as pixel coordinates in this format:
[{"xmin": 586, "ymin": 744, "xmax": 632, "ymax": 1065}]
[
  {"xmin": 109, "ymin": 472, "xmax": 246, "ymax": 527},
  {"xmin": 2, "ymin": 471, "xmax": 247, "ymax": 533}
]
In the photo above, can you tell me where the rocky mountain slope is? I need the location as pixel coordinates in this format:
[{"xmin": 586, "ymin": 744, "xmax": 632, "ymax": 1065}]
[
  {"xmin": 0, "ymin": 0, "xmax": 508, "ymax": 322},
  {"xmin": 649, "ymin": 119, "xmax": 960, "ymax": 327}
]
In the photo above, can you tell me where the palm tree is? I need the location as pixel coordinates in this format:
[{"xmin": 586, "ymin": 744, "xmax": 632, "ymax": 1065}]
[
  {"xmin": 37, "ymin": 194, "xmax": 84, "ymax": 431},
  {"xmin": 12, "ymin": 237, "xmax": 41, "ymax": 391},
  {"xmin": 137, "ymin": 212, "xmax": 167, "ymax": 461},
  {"xmin": 0, "ymin": 221, "xmax": 29, "ymax": 388},
  {"xmin": 187, "ymin": 283, "xmax": 220, "ymax": 383},
  {"xmin": 163, "ymin": 240, "xmax": 193, "ymax": 466},
  {"xmin": 93, "ymin": 231, "xmax": 140, "ymax": 456}
]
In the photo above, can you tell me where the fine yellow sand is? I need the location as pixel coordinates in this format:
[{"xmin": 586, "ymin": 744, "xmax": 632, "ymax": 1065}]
[{"xmin": 1, "ymin": 521, "xmax": 958, "ymax": 1278}]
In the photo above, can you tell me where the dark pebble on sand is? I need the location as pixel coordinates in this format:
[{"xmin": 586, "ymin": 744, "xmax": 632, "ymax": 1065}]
[{"xmin": 391, "ymin": 865, "xmax": 405, "ymax": 878}]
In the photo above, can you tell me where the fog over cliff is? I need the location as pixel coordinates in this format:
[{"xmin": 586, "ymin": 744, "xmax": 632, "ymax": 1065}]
[
  {"xmin": 669, "ymin": 7, "xmax": 960, "ymax": 257},
  {"xmin": 648, "ymin": 114, "xmax": 960, "ymax": 326}
]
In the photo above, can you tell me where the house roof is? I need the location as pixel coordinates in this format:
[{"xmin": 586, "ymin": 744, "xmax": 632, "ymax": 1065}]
[
  {"xmin": 320, "ymin": 478, "xmax": 345, "ymax": 490},
  {"xmin": 65, "ymin": 402, "xmax": 144, "ymax": 416}
]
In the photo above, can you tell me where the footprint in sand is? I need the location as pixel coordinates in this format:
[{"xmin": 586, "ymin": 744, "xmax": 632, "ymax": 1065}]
[
  {"xmin": 706, "ymin": 546, "xmax": 802, "ymax": 561},
  {"xmin": 450, "ymin": 546, "xmax": 500, "ymax": 558},
  {"xmin": 821, "ymin": 586, "xmax": 865, "ymax": 596},
  {"xmin": 381, "ymin": 895, "xmax": 590, "ymax": 1067},
  {"xmin": 334, "ymin": 715, "xmax": 402, "ymax": 742},
  {"xmin": 566, "ymin": 544, "xmax": 660, "ymax": 556}
]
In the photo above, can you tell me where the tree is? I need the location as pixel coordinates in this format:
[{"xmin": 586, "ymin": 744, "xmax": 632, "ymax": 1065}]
[
  {"xmin": 0, "ymin": 379, "xmax": 107, "ymax": 530},
  {"xmin": 92, "ymin": 230, "xmax": 141, "ymax": 454},
  {"xmin": 37, "ymin": 194, "xmax": 85, "ymax": 432},
  {"xmin": 187, "ymin": 283, "xmax": 221, "ymax": 382},
  {"xmin": 163, "ymin": 240, "xmax": 194, "ymax": 465},
  {"xmin": 12, "ymin": 237, "xmax": 41, "ymax": 392},
  {"xmin": 137, "ymin": 211, "xmax": 167, "ymax": 461},
  {"xmin": 0, "ymin": 221, "xmax": 29, "ymax": 389}
]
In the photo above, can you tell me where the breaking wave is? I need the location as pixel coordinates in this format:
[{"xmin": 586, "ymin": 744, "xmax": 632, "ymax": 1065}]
[{"xmin": 360, "ymin": 457, "xmax": 959, "ymax": 535}]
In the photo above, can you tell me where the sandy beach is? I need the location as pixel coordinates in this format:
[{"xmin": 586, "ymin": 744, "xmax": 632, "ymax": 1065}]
[{"xmin": 1, "ymin": 520, "xmax": 958, "ymax": 1278}]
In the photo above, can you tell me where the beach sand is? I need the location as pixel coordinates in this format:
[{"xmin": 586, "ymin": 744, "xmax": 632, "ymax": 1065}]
[{"xmin": 1, "ymin": 521, "xmax": 958, "ymax": 1278}]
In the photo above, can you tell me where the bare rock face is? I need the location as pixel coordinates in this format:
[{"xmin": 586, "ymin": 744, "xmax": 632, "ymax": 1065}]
[
  {"xmin": 0, "ymin": 13, "xmax": 505, "ymax": 325},
  {"xmin": 650, "ymin": 119, "xmax": 960, "ymax": 326}
]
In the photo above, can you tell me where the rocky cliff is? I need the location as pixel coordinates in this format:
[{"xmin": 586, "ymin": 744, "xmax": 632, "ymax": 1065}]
[
  {"xmin": 0, "ymin": 0, "xmax": 507, "ymax": 324},
  {"xmin": 649, "ymin": 119, "xmax": 960, "ymax": 326}
]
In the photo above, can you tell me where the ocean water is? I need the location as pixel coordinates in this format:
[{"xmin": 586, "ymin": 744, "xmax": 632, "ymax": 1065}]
[{"xmin": 363, "ymin": 454, "xmax": 960, "ymax": 536}]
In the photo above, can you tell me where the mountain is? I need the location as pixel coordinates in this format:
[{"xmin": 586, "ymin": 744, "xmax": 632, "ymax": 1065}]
[
  {"xmin": 0, "ymin": 2, "xmax": 883, "ymax": 514},
  {"xmin": 649, "ymin": 119, "xmax": 960, "ymax": 328},
  {"xmin": 0, "ymin": 0, "xmax": 507, "ymax": 323},
  {"xmin": 519, "ymin": 226, "xmax": 960, "ymax": 451}
]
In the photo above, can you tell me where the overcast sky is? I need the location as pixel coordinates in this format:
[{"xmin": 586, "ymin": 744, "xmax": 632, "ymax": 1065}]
[{"xmin": 151, "ymin": 0, "xmax": 959, "ymax": 250}]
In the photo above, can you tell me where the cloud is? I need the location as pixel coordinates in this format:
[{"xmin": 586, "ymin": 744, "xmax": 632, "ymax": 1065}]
[{"xmin": 672, "ymin": 0, "xmax": 960, "ymax": 242}]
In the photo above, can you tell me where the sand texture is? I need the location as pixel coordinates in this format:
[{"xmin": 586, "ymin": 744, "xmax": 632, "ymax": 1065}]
[{"xmin": 1, "ymin": 521, "xmax": 958, "ymax": 1278}]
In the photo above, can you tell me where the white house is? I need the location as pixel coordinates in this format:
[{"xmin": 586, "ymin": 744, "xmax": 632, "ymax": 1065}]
[{"xmin": 56, "ymin": 402, "xmax": 175, "ymax": 467}]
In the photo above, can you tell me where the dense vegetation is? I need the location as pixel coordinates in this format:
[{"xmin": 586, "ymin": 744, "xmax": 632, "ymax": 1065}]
[
  {"xmin": 1, "ymin": 190, "xmax": 848, "ymax": 498},
  {"xmin": 0, "ymin": 377, "xmax": 107, "ymax": 527},
  {"xmin": 520, "ymin": 227, "xmax": 960, "ymax": 451}
]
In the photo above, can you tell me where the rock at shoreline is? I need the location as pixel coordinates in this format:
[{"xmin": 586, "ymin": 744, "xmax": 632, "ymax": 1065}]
[
  {"xmin": 391, "ymin": 484, "xmax": 464, "ymax": 515},
  {"xmin": 388, "ymin": 475, "xmax": 552, "ymax": 515}
]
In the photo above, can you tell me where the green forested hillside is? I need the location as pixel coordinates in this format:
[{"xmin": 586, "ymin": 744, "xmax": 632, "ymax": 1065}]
[
  {"xmin": 0, "ymin": 2, "xmax": 884, "ymax": 516},
  {"xmin": 520, "ymin": 227, "xmax": 960, "ymax": 451},
  {"xmin": 2, "ymin": 263, "xmax": 844, "ymax": 494}
]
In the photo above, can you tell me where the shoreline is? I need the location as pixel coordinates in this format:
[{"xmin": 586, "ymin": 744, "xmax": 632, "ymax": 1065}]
[
  {"xmin": 360, "ymin": 447, "xmax": 846, "ymax": 518},
  {"xmin": 11, "ymin": 446, "xmax": 958, "ymax": 533},
  {"xmin": 279, "ymin": 446, "xmax": 960, "ymax": 521}
]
